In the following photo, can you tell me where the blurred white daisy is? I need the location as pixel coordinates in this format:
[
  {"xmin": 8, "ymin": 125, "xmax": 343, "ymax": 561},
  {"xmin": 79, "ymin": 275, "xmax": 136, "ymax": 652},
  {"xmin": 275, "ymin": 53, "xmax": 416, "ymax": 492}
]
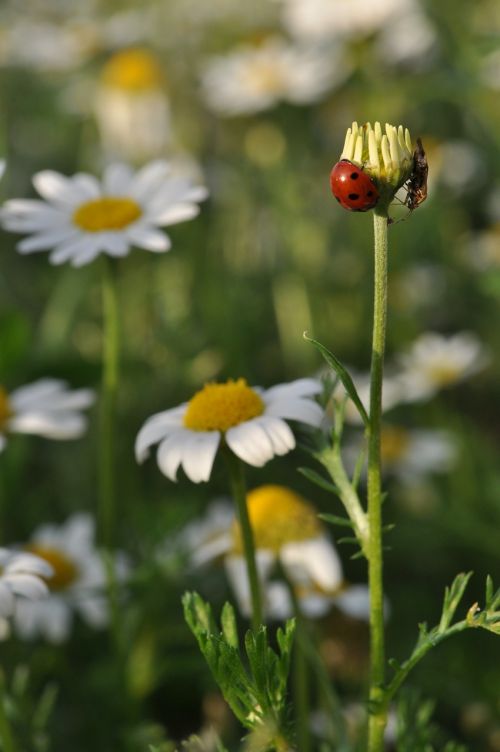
[
  {"xmin": 1, "ymin": 160, "xmax": 208, "ymax": 267},
  {"xmin": 0, "ymin": 549, "xmax": 52, "ymax": 618},
  {"xmin": 183, "ymin": 485, "xmax": 371, "ymax": 621},
  {"xmin": 200, "ymin": 36, "xmax": 347, "ymax": 116},
  {"xmin": 0, "ymin": 378, "xmax": 94, "ymax": 453},
  {"xmin": 345, "ymin": 426, "xmax": 458, "ymax": 483},
  {"xmin": 397, "ymin": 332, "xmax": 489, "ymax": 401},
  {"xmin": 94, "ymin": 48, "xmax": 173, "ymax": 163},
  {"xmin": 464, "ymin": 225, "xmax": 500, "ymax": 271},
  {"xmin": 135, "ymin": 377, "xmax": 323, "ymax": 483},
  {"xmin": 14, "ymin": 513, "xmax": 128, "ymax": 643},
  {"xmin": 374, "ymin": 6, "xmax": 437, "ymax": 68},
  {"xmin": 279, "ymin": 0, "xmax": 414, "ymax": 42}
]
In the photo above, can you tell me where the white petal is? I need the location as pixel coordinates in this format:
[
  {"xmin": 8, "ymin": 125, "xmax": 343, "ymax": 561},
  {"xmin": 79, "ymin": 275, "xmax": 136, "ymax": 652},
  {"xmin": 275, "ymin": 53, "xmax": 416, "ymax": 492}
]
[
  {"xmin": 94, "ymin": 233, "xmax": 130, "ymax": 257},
  {"xmin": 147, "ymin": 203, "xmax": 200, "ymax": 226},
  {"xmin": 265, "ymin": 397, "xmax": 324, "ymax": 427},
  {"xmin": 72, "ymin": 173, "xmax": 101, "ymax": 199},
  {"xmin": 299, "ymin": 593, "xmax": 334, "ymax": 618},
  {"xmin": 33, "ymin": 171, "xmax": 88, "ymax": 207},
  {"xmin": 9, "ymin": 412, "xmax": 87, "ymax": 439},
  {"xmin": 263, "ymin": 378, "xmax": 322, "ymax": 401},
  {"xmin": 102, "ymin": 163, "xmax": 134, "ymax": 195},
  {"xmin": 10, "ymin": 379, "xmax": 66, "ymax": 408},
  {"xmin": 266, "ymin": 581, "xmax": 293, "ymax": 620},
  {"xmin": 135, "ymin": 406, "xmax": 186, "ymax": 462},
  {"xmin": 0, "ymin": 585, "xmax": 14, "ymax": 617},
  {"xmin": 7, "ymin": 554, "xmax": 53, "ymax": 578},
  {"xmin": 71, "ymin": 240, "xmax": 103, "ymax": 268},
  {"xmin": 224, "ymin": 551, "xmax": 275, "ymax": 617},
  {"xmin": 280, "ymin": 536, "xmax": 343, "ymax": 592},
  {"xmin": 334, "ymin": 585, "xmax": 371, "ymax": 621},
  {"xmin": 256, "ymin": 415, "xmax": 295, "ymax": 456},
  {"xmin": 131, "ymin": 160, "xmax": 171, "ymax": 202},
  {"xmin": 42, "ymin": 599, "xmax": 72, "ymax": 643},
  {"xmin": 49, "ymin": 235, "xmax": 96, "ymax": 266},
  {"xmin": 17, "ymin": 226, "xmax": 77, "ymax": 253},
  {"xmin": 226, "ymin": 419, "xmax": 275, "ymax": 467},
  {"xmin": 126, "ymin": 224, "xmax": 171, "ymax": 252},
  {"xmin": 156, "ymin": 429, "xmax": 194, "ymax": 481},
  {"xmin": 76, "ymin": 594, "xmax": 108, "ymax": 628},
  {"xmin": 6, "ymin": 574, "xmax": 49, "ymax": 600},
  {"xmin": 180, "ymin": 431, "xmax": 220, "ymax": 483}
]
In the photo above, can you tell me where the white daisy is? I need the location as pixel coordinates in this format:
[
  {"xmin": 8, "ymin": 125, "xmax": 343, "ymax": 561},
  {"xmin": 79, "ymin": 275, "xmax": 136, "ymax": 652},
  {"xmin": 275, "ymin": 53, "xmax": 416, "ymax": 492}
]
[
  {"xmin": 0, "ymin": 378, "xmax": 94, "ymax": 453},
  {"xmin": 200, "ymin": 36, "xmax": 348, "ymax": 116},
  {"xmin": 396, "ymin": 332, "xmax": 490, "ymax": 402},
  {"xmin": 135, "ymin": 377, "xmax": 324, "ymax": 483},
  {"xmin": 0, "ymin": 159, "xmax": 208, "ymax": 267},
  {"xmin": 279, "ymin": 0, "xmax": 414, "ymax": 42},
  {"xmin": 13, "ymin": 513, "xmax": 129, "ymax": 643},
  {"xmin": 94, "ymin": 48, "xmax": 173, "ymax": 163},
  {"xmin": 0, "ymin": 549, "xmax": 52, "ymax": 618},
  {"xmin": 184, "ymin": 485, "xmax": 370, "ymax": 621}
]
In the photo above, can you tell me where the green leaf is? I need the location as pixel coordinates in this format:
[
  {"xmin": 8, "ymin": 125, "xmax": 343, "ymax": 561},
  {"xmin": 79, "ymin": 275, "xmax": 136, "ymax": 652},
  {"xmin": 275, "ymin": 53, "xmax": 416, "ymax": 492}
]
[
  {"xmin": 438, "ymin": 572, "xmax": 473, "ymax": 633},
  {"xmin": 304, "ymin": 332, "xmax": 369, "ymax": 427},
  {"xmin": 318, "ymin": 513, "xmax": 354, "ymax": 529},
  {"xmin": 298, "ymin": 466, "xmax": 340, "ymax": 495},
  {"xmin": 221, "ymin": 602, "xmax": 239, "ymax": 650}
]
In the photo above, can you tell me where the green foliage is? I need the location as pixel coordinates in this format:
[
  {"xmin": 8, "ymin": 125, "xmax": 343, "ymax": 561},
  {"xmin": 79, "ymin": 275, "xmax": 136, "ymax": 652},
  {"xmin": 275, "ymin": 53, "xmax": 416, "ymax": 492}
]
[
  {"xmin": 2, "ymin": 666, "xmax": 57, "ymax": 752},
  {"xmin": 182, "ymin": 592, "xmax": 295, "ymax": 747},
  {"xmin": 303, "ymin": 333, "xmax": 369, "ymax": 427},
  {"xmin": 395, "ymin": 689, "xmax": 467, "ymax": 752}
]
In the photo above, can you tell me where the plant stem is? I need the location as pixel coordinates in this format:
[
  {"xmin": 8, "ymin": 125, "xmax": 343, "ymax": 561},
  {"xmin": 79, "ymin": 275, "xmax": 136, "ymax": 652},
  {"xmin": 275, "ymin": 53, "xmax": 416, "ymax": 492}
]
[
  {"xmin": 225, "ymin": 451, "xmax": 263, "ymax": 630},
  {"xmin": 367, "ymin": 209, "xmax": 389, "ymax": 751},
  {"xmin": 99, "ymin": 257, "xmax": 119, "ymax": 549}
]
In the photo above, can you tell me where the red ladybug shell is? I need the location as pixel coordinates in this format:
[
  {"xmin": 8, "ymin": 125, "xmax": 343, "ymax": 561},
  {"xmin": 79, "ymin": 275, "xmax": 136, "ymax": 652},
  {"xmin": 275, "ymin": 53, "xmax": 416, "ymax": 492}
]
[{"xmin": 330, "ymin": 159, "xmax": 379, "ymax": 212}]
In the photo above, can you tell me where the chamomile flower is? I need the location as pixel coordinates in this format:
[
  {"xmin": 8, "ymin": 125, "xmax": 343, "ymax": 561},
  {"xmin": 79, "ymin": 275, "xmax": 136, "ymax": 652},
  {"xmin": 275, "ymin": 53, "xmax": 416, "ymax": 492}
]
[
  {"xmin": 13, "ymin": 513, "xmax": 128, "ymax": 643},
  {"xmin": 1, "ymin": 160, "xmax": 208, "ymax": 267},
  {"xmin": 0, "ymin": 549, "xmax": 53, "ymax": 618},
  {"xmin": 135, "ymin": 378, "xmax": 324, "ymax": 483},
  {"xmin": 396, "ymin": 332, "xmax": 489, "ymax": 401},
  {"xmin": 201, "ymin": 36, "xmax": 347, "ymax": 116},
  {"xmin": 0, "ymin": 378, "xmax": 94, "ymax": 453},
  {"xmin": 183, "ymin": 485, "xmax": 370, "ymax": 621},
  {"xmin": 94, "ymin": 48, "xmax": 173, "ymax": 163}
]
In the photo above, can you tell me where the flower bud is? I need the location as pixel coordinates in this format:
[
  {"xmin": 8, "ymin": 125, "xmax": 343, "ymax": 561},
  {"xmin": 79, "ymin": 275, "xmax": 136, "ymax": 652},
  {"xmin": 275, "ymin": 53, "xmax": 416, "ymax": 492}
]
[{"xmin": 341, "ymin": 121, "xmax": 414, "ymax": 205}]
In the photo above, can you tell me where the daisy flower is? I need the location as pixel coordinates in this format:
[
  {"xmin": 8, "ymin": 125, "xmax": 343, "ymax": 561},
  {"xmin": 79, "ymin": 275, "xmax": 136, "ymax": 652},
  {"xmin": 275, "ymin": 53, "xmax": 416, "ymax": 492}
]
[
  {"xmin": 94, "ymin": 48, "xmax": 173, "ymax": 163},
  {"xmin": 135, "ymin": 377, "xmax": 324, "ymax": 483},
  {"xmin": 200, "ymin": 36, "xmax": 348, "ymax": 117},
  {"xmin": 13, "ymin": 513, "xmax": 129, "ymax": 643},
  {"xmin": 1, "ymin": 159, "xmax": 208, "ymax": 267},
  {"xmin": 184, "ymin": 485, "xmax": 371, "ymax": 621},
  {"xmin": 396, "ymin": 332, "xmax": 490, "ymax": 402},
  {"xmin": 0, "ymin": 549, "xmax": 53, "ymax": 619},
  {"xmin": 0, "ymin": 378, "xmax": 94, "ymax": 453}
]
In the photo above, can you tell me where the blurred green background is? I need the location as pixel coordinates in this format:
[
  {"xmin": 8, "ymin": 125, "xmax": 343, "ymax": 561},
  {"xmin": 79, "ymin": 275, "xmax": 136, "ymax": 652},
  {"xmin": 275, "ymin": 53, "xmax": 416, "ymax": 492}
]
[{"xmin": 0, "ymin": 0, "xmax": 499, "ymax": 749}]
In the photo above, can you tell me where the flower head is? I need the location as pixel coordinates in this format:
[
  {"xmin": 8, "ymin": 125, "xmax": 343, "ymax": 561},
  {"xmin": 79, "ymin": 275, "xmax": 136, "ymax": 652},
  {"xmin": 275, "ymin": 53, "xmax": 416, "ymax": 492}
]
[
  {"xmin": 0, "ymin": 379, "xmax": 94, "ymax": 453},
  {"xmin": 135, "ymin": 377, "xmax": 324, "ymax": 483},
  {"xmin": 340, "ymin": 121, "xmax": 414, "ymax": 202},
  {"xmin": 1, "ymin": 160, "xmax": 208, "ymax": 267},
  {"xmin": 14, "ymin": 514, "xmax": 129, "ymax": 643},
  {"xmin": 0, "ymin": 549, "xmax": 53, "ymax": 619}
]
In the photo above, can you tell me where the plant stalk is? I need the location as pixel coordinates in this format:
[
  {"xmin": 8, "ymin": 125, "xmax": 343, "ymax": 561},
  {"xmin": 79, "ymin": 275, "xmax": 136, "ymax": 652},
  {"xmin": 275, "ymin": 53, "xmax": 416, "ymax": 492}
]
[
  {"xmin": 367, "ymin": 209, "xmax": 389, "ymax": 751},
  {"xmin": 0, "ymin": 673, "xmax": 15, "ymax": 752},
  {"xmin": 225, "ymin": 451, "xmax": 263, "ymax": 630},
  {"xmin": 99, "ymin": 257, "xmax": 119, "ymax": 549}
]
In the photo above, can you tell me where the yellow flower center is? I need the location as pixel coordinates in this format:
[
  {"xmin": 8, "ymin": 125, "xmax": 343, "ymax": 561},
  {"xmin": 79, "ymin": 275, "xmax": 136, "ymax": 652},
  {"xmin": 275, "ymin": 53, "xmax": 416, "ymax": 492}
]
[
  {"xmin": 25, "ymin": 545, "xmax": 79, "ymax": 592},
  {"xmin": 101, "ymin": 48, "xmax": 165, "ymax": 92},
  {"xmin": 427, "ymin": 363, "xmax": 462, "ymax": 386},
  {"xmin": 0, "ymin": 387, "xmax": 13, "ymax": 431},
  {"xmin": 232, "ymin": 485, "xmax": 322, "ymax": 553},
  {"xmin": 184, "ymin": 379, "xmax": 264, "ymax": 432},
  {"xmin": 73, "ymin": 197, "xmax": 142, "ymax": 232},
  {"xmin": 380, "ymin": 426, "xmax": 410, "ymax": 464}
]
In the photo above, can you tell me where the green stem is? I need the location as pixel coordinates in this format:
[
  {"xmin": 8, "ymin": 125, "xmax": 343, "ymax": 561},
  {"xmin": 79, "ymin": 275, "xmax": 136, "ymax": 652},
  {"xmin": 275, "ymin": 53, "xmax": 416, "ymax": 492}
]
[
  {"xmin": 0, "ymin": 674, "xmax": 15, "ymax": 752},
  {"xmin": 288, "ymin": 589, "xmax": 310, "ymax": 752},
  {"xmin": 99, "ymin": 257, "xmax": 119, "ymax": 549},
  {"xmin": 367, "ymin": 210, "xmax": 389, "ymax": 752},
  {"xmin": 224, "ymin": 451, "xmax": 263, "ymax": 631}
]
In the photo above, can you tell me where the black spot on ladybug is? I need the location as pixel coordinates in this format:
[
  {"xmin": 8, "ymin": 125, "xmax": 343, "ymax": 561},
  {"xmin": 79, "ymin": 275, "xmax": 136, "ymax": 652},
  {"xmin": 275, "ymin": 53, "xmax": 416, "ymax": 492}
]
[
  {"xmin": 350, "ymin": 172, "xmax": 359, "ymax": 180},
  {"xmin": 367, "ymin": 191, "xmax": 374, "ymax": 197},
  {"xmin": 348, "ymin": 193, "xmax": 360, "ymax": 201}
]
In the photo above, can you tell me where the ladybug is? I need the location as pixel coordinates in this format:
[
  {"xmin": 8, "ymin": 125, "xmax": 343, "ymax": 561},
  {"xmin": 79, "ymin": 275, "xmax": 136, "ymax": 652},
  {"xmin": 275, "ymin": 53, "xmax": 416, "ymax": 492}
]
[
  {"xmin": 405, "ymin": 137, "xmax": 428, "ymax": 212},
  {"xmin": 329, "ymin": 159, "xmax": 379, "ymax": 212}
]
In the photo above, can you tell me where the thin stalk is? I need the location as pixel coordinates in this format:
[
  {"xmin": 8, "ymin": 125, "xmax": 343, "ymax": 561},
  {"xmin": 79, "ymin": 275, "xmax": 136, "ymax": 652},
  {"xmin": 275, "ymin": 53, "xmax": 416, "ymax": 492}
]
[
  {"xmin": 367, "ymin": 209, "xmax": 389, "ymax": 751},
  {"xmin": 224, "ymin": 451, "xmax": 263, "ymax": 630},
  {"xmin": 287, "ymin": 588, "xmax": 311, "ymax": 752},
  {"xmin": 99, "ymin": 257, "xmax": 119, "ymax": 549}
]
